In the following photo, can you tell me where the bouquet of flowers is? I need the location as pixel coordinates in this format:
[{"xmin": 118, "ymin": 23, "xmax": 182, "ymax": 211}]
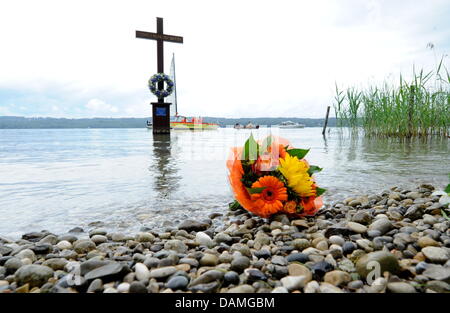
[{"xmin": 227, "ymin": 134, "xmax": 325, "ymax": 218}]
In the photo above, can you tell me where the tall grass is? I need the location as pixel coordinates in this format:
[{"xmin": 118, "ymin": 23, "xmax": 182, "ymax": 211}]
[{"xmin": 334, "ymin": 58, "xmax": 450, "ymax": 138}]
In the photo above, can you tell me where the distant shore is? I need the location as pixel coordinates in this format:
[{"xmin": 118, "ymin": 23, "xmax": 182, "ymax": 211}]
[
  {"xmin": 0, "ymin": 116, "xmax": 335, "ymax": 129},
  {"xmin": 0, "ymin": 183, "xmax": 449, "ymax": 293}
]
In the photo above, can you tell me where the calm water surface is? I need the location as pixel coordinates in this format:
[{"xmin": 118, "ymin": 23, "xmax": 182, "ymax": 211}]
[{"xmin": 0, "ymin": 128, "xmax": 448, "ymax": 238}]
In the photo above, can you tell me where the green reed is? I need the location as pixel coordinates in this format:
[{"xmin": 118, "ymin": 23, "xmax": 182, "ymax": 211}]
[{"xmin": 334, "ymin": 58, "xmax": 450, "ymax": 138}]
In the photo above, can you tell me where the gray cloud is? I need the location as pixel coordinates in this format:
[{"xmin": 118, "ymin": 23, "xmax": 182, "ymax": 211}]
[{"xmin": 0, "ymin": 0, "xmax": 449, "ymax": 118}]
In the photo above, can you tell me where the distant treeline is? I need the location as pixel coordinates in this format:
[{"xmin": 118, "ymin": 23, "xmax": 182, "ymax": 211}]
[
  {"xmin": 203, "ymin": 117, "xmax": 336, "ymax": 127},
  {"xmin": 0, "ymin": 116, "xmax": 336, "ymax": 129}
]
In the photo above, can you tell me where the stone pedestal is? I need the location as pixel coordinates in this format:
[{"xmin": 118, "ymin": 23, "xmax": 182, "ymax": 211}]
[{"xmin": 151, "ymin": 102, "xmax": 171, "ymax": 134}]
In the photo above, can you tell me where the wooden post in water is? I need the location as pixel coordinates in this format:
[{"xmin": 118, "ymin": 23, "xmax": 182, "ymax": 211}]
[{"xmin": 322, "ymin": 106, "xmax": 331, "ymax": 135}]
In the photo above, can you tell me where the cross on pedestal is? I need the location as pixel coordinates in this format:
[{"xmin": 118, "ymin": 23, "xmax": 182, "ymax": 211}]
[{"xmin": 136, "ymin": 17, "xmax": 183, "ymax": 134}]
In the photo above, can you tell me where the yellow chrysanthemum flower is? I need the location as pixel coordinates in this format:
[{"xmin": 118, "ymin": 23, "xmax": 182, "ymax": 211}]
[{"xmin": 278, "ymin": 153, "xmax": 316, "ymax": 197}]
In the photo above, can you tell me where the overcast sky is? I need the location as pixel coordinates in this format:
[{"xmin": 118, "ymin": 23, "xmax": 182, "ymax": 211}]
[{"xmin": 0, "ymin": 0, "xmax": 449, "ymax": 118}]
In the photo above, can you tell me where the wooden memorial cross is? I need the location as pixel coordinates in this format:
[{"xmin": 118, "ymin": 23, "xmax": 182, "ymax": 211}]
[{"xmin": 136, "ymin": 17, "xmax": 183, "ymax": 134}]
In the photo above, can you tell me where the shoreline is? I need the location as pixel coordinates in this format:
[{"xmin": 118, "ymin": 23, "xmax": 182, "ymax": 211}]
[{"xmin": 0, "ymin": 183, "xmax": 449, "ymax": 293}]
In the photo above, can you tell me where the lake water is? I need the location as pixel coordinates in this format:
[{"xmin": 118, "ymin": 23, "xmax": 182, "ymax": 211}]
[{"xmin": 0, "ymin": 127, "xmax": 448, "ymax": 238}]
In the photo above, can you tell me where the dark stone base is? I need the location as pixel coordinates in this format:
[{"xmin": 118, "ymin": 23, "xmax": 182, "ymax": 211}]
[
  {"xmin": 151, "ymin": 101, "xmax": 171, "ymax": 134},
  {"xmin": 153, "ymin": 128, "xmax": 171, "ymax": 134}
]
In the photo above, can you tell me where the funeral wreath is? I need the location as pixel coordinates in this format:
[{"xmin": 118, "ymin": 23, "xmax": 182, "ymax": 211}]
[{"xmin": 148, "ymin": 73, "xmax": 174, "ymax": 98}]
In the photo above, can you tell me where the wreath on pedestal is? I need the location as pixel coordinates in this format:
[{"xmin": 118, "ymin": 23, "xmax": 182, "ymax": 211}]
[{"xmin": 148, "ymin": 73, "xmax": 174, "ymax": 98}]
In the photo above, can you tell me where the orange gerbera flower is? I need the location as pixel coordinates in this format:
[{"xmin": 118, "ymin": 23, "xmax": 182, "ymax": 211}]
[{"xmin": 250, "ymin": 176, "xmax": 288, "ymax": 217}]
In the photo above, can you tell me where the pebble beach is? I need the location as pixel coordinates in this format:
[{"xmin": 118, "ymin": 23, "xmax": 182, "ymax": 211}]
[{"xmin": 0, "ymin": 184, "xmax": 449, "ymax": 293}]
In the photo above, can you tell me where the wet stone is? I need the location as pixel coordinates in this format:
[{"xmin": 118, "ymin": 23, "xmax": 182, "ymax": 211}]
[
  {"xmin": 421, "ymin": 247, "xmax": 449, "ymax": 263},
  {"xmin": 286, "ymin": 253, "xmax": 310, "ymax": 263},
  {"xmin": 387, "ymin": 282, "xmax": 416, "ymax": 293},
  {"xmin": 57, "ymin": 234, "xmax": 78, "ymax": 243},
  {"xmin": 167, "ymin": 276, "xmax": 189, "ymax": 290},
  {"xmin": 42, "ymin": 258, "xmax": 68, "ymax": 271},
  {"xmin": 292, "ymin": 239, "xmax": 310, "ymax": 250},
  {"xmin": 254, "ymin": 249, "xmax": 271, "ymax": 259},
  {"xmin": 367, "ymin": 230, "xmax": 382, "ymax": 238},
  {"xmin": 164, "ymin": 240, "xmax": 187, "ymax": 254},
  {"xmin": 325, "ymin": 227, "xmax": 352, "ymax": 237},
  {"xmin": 352, "ymin": 211, "xmax": 372, "ymax": 224},
  {"xmin": 415, "ymin": 261, "xmax": 429, "ymax": 274},
  {"xmin": 288, "ymin": 263, "xmax": 312, "ymax": 282},
  {"xmin": 404, "ymin": 205, "xmax": 424, "ymax": 220},
  {"xmin": 348, "ymin": 280, "xmax": 364, "ymax": 290},
  {"xmin": 311, "ymin": 261, "xmax": 334, "ymax": 279},
  {"xmin": 190, "ymin": 270, "xmax": 224, "ymax": 286},
  {"xmin": 179, "ymin": 257, "xmax": 199, "ymax": 268},
  {"xmin": 68, "ymin": 227, "xmax": 84, "ymax": 233},
  {"xmin": 426, "ymin": 281, "xmax": 450, "ymax": 293},
  {"xmin": 228, "ymin": 284, "xmax": 255, "ymax": 293},
  {"xmin": 271, "ymin": 256, "xmax": 288, "ymax": 266},
  {"xmin": 245, "ymin": 269, "xmax": 267, "ymax": 283},
  {"xmin": 80, "ymin": 259, "xmax": 111, "ymax": 275},
  {"xmin": 230, "ymin": 256, "xmax": 250, "ymax": 273},
  {"xmin": 15, "ymin": 249, "xmax": 36, "ymax": 262},
  {"xmin": 73, "ymin": 239, "xmax": 96, "ymax": 254},
  {"xmin": 422, "ymin": 264, "xmax": 450, "ymax": 281},
  {"xmin": 32, "ymin": 244, "xmax": 53, "ymax": 255},
  {"xmin": 22, "ymin": 231, "xmax": 52, "ymax": 242},
  {"xmin": 347, "ymin": 222, "xmax": 367, "ymax": 234},
  {"xmin": 84, "ymin": 262, "xmax": 125, "ymax": 282},
  {"xmin": 0, "ymin": 255, "xmax": 13, "ymax": 266},
  {"xmin": 199, "ymin": 254, "xmax": 219, "ymax": 267},
  {"xmin": 5, "ymin": 258, "xmax": 23, "ymax": 274},
  {"xmin": 324, "ymin": 270, "xmax": 351, "ymax": 287},
  {"xmin": 129, "ymin": 281, "xmax": 147, "ymax": 293},
  {"xmin": 342, "ymin": 242, "xmax": 357, "ymax": 255},
  {"xmin": 178, "ymin": 220, "xmax": 209, "ymax": 232},
  {"xmin": 368, "ymin": 218, "xmax": 393, "ymax": 235},
  {"xmin": 281, "ymin": 276, "xmax": 307, "ymax": 291},
  {"xmin": 149, "ymin": 266, "xmax": 177, "ymax": 279},
  {"xmin": 87, "ymin": 278, "xmax": 103, "ymax": 293},
  {"xmin": 0, "ymin": 246, "xmax": 13, "ymax": 256},
  {"xmin": 328, "ymin": 236, "xmax": 345, "ymax": 246},
  {"xmin": 189, "ymin": 281, "xmax": 219, "ymax": 293},
  {"xmin": 356, "ymin": 251, "xmax": 400, "ymax": 278},
  {"xmin": 272, "ymin": 265, "xmax": 289, "ymax": 279},
  {"xmin": 14, "ymin": 264, "xmax": 54, "ymax": 288},
  {"xmin": 224, "ymin": 271, "xmax": 240, "ymax": 286}
]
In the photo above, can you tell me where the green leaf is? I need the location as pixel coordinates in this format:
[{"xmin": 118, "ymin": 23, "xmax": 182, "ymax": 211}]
[
  {"xmin": 316, "ymin": 187, "xmax": 326, "ymax": 197},
  {"xmin": 246, "ymin": 186, "xmax": 267, "ymax": 194},
  {"xmin": 229, "ymin": 200, "xmax": 242, "ymax": 211},
  {"xmin": 286, "ymin": 148, "xmax": 310, "ymax": 159},
  {"xmin": 444, "ymin": 183, "xmax": 450, "ymax": 194},
  {"xmin": 260, "ymin": 136, "xmax": 273, "ymax": 153},
  {"xmin": 243, "ymin": 133, "xmax": 259, "ymax": 161},
  {"xmin": 307, "ymin": 165, "xmax": 323, "ymax": 176},
  {"xmin": 441, "ymin": 209, "xmax": 450, "ymax": 221}
]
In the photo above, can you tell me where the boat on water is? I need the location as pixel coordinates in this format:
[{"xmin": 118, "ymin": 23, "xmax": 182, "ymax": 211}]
[
  {"xmin": 169, "ymin": 53, "xmax": 219, "ymax": 131},
  {"xmin": 234, "ymin": 122, "xmax": 259, "ymax": 129},
  {"xmin": 171, "ymin": 115, "xmax": 219, "ymax": 130},
  {"xmin": 276, "ymin": 121, "xmax": 305, "ymax": 128},
  {"xmin": 146, "ymin": 120, "xmax": 152, "ymax": 129}
]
